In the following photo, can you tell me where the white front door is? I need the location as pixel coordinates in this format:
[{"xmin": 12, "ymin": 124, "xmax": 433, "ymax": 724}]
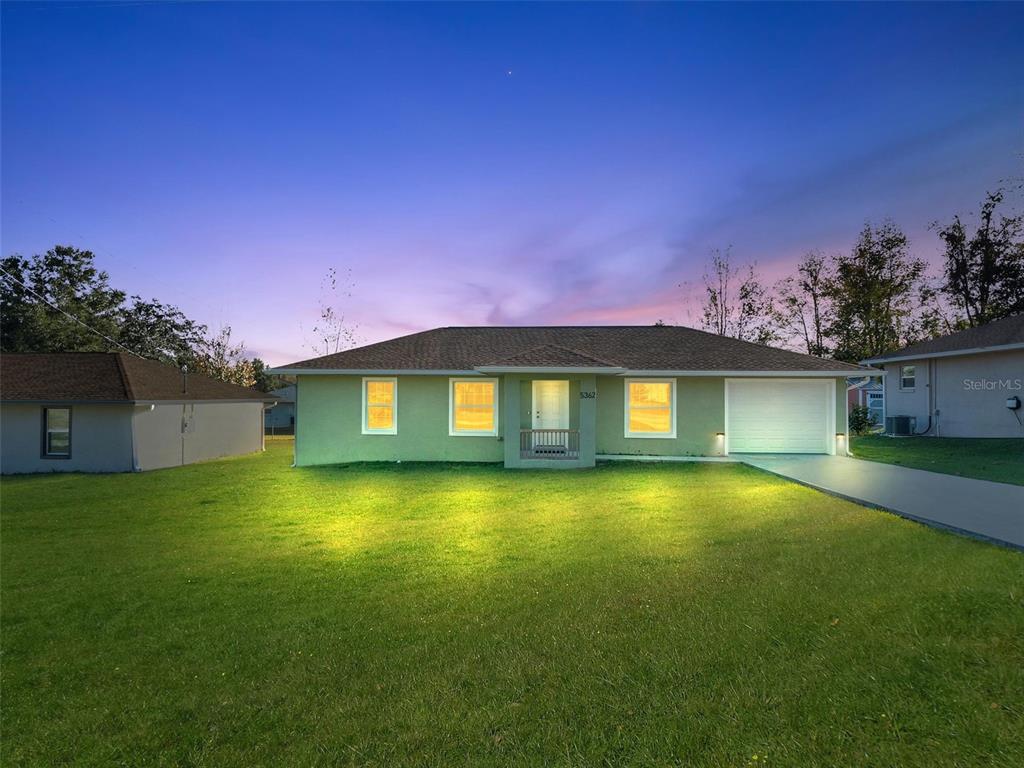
[{"xmin": 532, "ymin": 380, "xmax": 570, "ymax": 430}]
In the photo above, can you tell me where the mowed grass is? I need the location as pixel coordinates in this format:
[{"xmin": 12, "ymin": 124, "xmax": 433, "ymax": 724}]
[
  {"xmin": 851, "ymin": 435, "xmax": 1024, "ymax": 486},
  {"xmin": 2, "ymin": 442, "xmax": 1023, "ymax": 767}
]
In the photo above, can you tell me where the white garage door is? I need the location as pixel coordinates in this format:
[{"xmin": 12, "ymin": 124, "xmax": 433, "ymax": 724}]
[{"xmin": 726, "ymin": 379, "xmax": 834, "ymax": 454}]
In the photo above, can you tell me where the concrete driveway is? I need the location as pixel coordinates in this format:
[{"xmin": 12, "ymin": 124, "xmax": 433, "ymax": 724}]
[{"xmin": 738, "ymin": 454, "xmax": 1024, "ymax": 549}]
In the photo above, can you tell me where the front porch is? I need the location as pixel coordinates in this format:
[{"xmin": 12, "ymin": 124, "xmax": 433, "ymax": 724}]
[{"xmin": 501, "ymin": 373, "xmax": 597, "ymax": 468}]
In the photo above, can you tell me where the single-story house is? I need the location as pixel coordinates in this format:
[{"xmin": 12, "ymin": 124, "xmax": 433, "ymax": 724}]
[
  {"xmin": 1, "ymin": 352, "xmax": 272, "ymax": 474},
  {"xmin": 271, "ymin": 326, "xmax": 877, "ymax": 469},
  {"xmin": 847, "ymin": 376, "xmax": 884, "ymax": 427},
  {"xmin": 861, "ymin": 314, "xmax": 1024, "ymax": 437},
  {"xmin": 264, "ymin": 384, "xmax": 296, "ymax": 434}
]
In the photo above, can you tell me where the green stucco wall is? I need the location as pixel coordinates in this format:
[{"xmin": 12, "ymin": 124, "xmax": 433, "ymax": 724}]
[
  {"xmin": 294, "ymin": 374, "xmax": 850, "ymax": 466},
  {"xmin": 295, "ymin": 375, "xmax": 503, "ymax": 465},
  {"xmin": 595, "ymin": 375, "xmax": 726, "ymax": 456}
]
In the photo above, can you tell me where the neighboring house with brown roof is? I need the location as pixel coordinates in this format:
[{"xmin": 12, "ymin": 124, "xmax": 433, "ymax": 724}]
[
  {"xmin": 271, "ymin": 325, "xmax": 877, "ymax": 469},
  {"xmin": 862, "ymin": 314, "xmax": 1024, "ymax": 437},
  {"xmin": 1, "ymin": 352, "xmax": 272, "ymax": 474}
]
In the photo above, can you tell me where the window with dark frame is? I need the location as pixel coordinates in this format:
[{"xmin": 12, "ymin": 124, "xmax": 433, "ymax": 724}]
[
  {"xmin": 42, "ymin": 407, "xmax": 71, "ymax": 458},
  {"xmin": 899, "ymin": 365, "xmax": 916, "ymax": 390}
]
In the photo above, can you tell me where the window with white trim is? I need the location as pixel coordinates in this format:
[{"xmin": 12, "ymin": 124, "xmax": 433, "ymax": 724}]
[
  {"xmin": 899, "ymin": 365, "xmax": 916, "ymax": 390},
  {"xmin": 362, "ymin": 377, "xmax": 397, "ymax": 434},
  {"xmin": 42, "ymin": 407, "xmax": 71, "ymax": 457},
  {"xmin": 449, "ymin": 378, "xmax": 498, "ymax": 436},
  {"xmin": 624, "ymin": 378, "xmax": 676, "ymax": 438}
]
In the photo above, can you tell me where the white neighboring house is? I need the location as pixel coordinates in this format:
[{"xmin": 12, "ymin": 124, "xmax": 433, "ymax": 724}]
[
  {"xmin": 264, "ymin": 384, "xmax": 296, "ymax": 434},
  {"xmin": 0, "ymin": 352, "xmax": 273, "ymax": 474},
  {"xmin": 861, "ymin": 314, "xmax": 1024, "ymax": 437}
]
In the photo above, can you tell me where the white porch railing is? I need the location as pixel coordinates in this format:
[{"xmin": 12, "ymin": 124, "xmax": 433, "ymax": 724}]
[{"xmin": 519, "ymin": 429, "xmax": 580, "ymax": 460}]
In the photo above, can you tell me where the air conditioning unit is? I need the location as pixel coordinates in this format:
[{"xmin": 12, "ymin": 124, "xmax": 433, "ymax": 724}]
[{"xmin": 885, "ymin": 415, "xmax": 916, "ymax": 436}]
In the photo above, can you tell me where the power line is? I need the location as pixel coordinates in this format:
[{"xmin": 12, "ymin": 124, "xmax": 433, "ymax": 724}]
[{"xmin": 0, "ymin": 266, "xmax": 143, "ymax": 357}]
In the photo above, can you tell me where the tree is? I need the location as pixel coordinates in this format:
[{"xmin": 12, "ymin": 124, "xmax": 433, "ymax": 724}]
[
  {"xmin": 1, "ymin": 244, "xmax": 270, "ymax": 387},
  {"xmin": 825, "ymin": 221, "xmax": 930, "ymax": 362},
  {"xmin": 305, "ymin": 267, "xmax": 359, "ymax": 356},
  {"xmin": 735, "ymin": 264, "xmax": 779, "ymax": 345},
  {"xmin": 189, "ymin": 326, "xmax": 257, "ymax": 388},
  {"xmin": 701, "ymin": 249, "xmax": 732, "ymax": 337},
  {"xmin": 699, "ymin": 248, "xmax": 778, "ymax": 344},
  {"xmin": 774, "ymin": 251, "xmax": 832, "ymax": 357},
  {"xmin": 1, "ymin": 246, "xmax": 125, "ymax": 353},
  {"xmin": 1, "ymin": 246, "xmax": 210, "ymax": 364},
  {"xmin": 250, "ymin": 358, "xmax": 292, "ymax": 393},
  {"xmin": 936, "ymin": 190, "xmax": 1024, "ymax": 327},
  {"xmin": 118, "ymin": 296, "xmax": 208, "ymax": 366}
]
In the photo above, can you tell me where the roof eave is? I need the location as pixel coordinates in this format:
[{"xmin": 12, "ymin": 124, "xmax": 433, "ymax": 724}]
[
  {"xmin": 267, "ymin": 366, "xmax": 880, "ymax": 377},
  {"xmin": 861, "ymin": 341, "xmax": 1024, "ymax": 366},
  {"xmin": 131, "ymin": 397, "xmax": 274, "ymax": 405},
  {"xmin": 0, "ymin": 398, "xmax": 131, "ymax": 405},
  {"xmin": 2, "ymin": 397, "xmax": 270, "ymax": 405},
  {"xmin": 474, "ymin": 366, "xmax": 628, "ymax": 374},
  {"xmin": 268, "ymin": 368, "xmax": 482, "ymax": 376},
  {"xmin": 617, "ymin": 368, "xmax": 882, "ymax": 377}
]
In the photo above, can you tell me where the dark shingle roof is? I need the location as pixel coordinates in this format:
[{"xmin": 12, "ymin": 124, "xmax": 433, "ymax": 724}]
[
  {"xmin": 863, "ymin": 314, "xmax": 1024, "ymax": 363},
  {"xmin": 277, "ymin": 326, "xmax": 869, "ymax": 373},
  {"xmin": 481, "ymin": 344, "xmax": 621, "ymax": 368},
  {"xmin": 0, "ymin": 353, "xmax": 270, "ymax": 403}
]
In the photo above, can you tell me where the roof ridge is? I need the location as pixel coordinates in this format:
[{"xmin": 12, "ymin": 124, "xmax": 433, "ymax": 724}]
[
  {"xmin": 112, "ymin": 352, "xmax": 136, "ymax": 401},
  {"xmin": 282, "ymin": 327, "xmax": 440, "ymax": 368},
  {"xmin": 478, "ymin": 343, "xmax": 623, "ymax": 368},
  {"xmin": 541, "ymin": 343, "xmax": 620, "ymax": 367},
  {"xmin": 273, "ymin": 325, "xmax": 873, "ymax": 373},
  {"xmin": 479, "ymin": 344, "xmax": 598, "ymax": 368},
  {"xmin": 676, "ymin": 323, "xmax": 871, "ymax": 369},
  {"xmin": 442, "ymin": 325, "xmax": 668, "ymax": 329}
]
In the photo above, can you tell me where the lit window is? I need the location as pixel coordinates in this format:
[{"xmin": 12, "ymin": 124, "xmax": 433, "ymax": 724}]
[
  {"xmin": 900, "ymin": 365, "xmax": 916, "ymax": 390},
  {"xmin": 362, "ymin": 378, "xmax": 397, "ymax": 434},
  {"xmin": 450, "ymin": 379, "xmax": 498, "ymax": 436},
  {"xmin": 625, "ymin": 379, "xmax": 676, "ymax": 438},
  {"xmin": 43, "ymin": 407, "xmax": 71, "ymax": 457}
]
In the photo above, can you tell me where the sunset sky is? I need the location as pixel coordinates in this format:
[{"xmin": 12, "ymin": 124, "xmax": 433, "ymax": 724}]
[{"xmin": 2, "ymin": 2, "xmax": 1022, "ymax": 365}]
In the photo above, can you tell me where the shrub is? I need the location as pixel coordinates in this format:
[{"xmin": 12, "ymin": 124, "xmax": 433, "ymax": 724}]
[{"xmin": 849, "ymin": 405, "xmax": 876, "ymax": 435}]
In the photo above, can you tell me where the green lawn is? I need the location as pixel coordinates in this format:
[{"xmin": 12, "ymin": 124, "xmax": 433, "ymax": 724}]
[
  {"xmin": 851, "ymin": 435, "xmax": 1024, "ymax": 486},
  {"xmin": 2, "ymin": 443, "xmax": 1023, "ymax": 767}
]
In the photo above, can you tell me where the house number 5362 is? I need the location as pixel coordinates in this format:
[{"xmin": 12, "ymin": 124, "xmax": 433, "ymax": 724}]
[{"xmin": 579, "ymin": 391, "xmax": 596, "ymax": 399}]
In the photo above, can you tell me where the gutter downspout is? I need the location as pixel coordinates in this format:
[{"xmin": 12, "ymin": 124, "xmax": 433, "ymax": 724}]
[
  {"xmin": 292, "ymin": 378, "xmax": 298, "ymax": 468},
  {"xmin": 130, "ymin": 405, "xmax": 140, "ymax": 472},
  {"xmin": 915, "ymin": 359, "xmax": 936, "ymax": 435}
]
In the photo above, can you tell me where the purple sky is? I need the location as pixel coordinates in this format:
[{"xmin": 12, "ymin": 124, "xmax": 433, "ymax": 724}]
[{"xmin": 2, "ymin": 3, "xmax": 1022, "ymax": 365}]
